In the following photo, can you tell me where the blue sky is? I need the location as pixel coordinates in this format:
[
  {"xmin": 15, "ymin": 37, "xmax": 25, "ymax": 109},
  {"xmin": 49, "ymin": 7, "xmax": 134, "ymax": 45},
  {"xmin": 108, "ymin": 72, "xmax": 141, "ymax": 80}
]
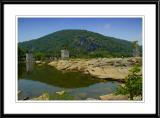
[{"xmin": 18, "ymin": 18, "xmax": 142, "ymax": 45}]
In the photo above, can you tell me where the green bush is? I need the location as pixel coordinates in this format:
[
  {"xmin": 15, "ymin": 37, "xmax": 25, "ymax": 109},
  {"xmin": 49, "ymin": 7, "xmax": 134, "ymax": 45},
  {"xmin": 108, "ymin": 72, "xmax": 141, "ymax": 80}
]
[
  {"xmin": 115, "ymin": 66, "xmax": 142, "ymax": 100},
  {"xmin": 18, "ymin": 46, "xmax": 26, "ymax": 61},
  {"xmin": 35, "ymin": 52, "xmax": 45, "ymax": 61}
]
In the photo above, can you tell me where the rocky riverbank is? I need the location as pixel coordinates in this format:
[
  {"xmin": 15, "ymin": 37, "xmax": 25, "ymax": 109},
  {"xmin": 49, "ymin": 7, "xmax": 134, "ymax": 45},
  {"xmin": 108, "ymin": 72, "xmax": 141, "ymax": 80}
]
[
  {"xmin": 32, "ymin": 93, "xmax": 49, "ymax": 100},
  {"xmin": 99, "ymin": 94, "xmax": 142, "ymax": 100},
  {"xmin": 48, "ymin": 57, "xmax": 142, "ymax": 81},
  {"xmin": 31, "ymin": 92, "xmax": 142, "ymax": 101}
]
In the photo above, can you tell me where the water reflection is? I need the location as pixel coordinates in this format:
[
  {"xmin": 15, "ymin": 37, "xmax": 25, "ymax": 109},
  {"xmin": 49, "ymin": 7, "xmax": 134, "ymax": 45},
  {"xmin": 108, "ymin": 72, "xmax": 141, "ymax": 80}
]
[
  {"xmin": 26, "ymin": 62, "xmax": 34, "ymax": 72},
  {"xmin": 18, "ymin": 79, "xmax": 119, "ymax": 100},
  {"xmin": 18, "ymin": 62, "xmax": 120, "ymax": 100},
  {"xmin": 19, "ymin": 63, "xmax": 101, "ymax": 88}
]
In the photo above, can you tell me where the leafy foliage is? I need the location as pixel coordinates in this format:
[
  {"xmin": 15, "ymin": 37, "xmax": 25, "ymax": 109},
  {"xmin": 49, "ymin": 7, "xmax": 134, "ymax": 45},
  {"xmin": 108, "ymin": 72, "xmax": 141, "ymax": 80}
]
[
  {"xmin": 35, "ymin": 52, "xmax": 45, "ymax": 60},
  {"xmin": 115, "ymin": 66, "xmax": 142, "ymax": 100},
  {"xmin": 18, "ymin": 46, "xmax": 26, "ymax": 61},
  {"xmin": 18, "ymin": 30, "xmax": 142, "ymax": 58}
]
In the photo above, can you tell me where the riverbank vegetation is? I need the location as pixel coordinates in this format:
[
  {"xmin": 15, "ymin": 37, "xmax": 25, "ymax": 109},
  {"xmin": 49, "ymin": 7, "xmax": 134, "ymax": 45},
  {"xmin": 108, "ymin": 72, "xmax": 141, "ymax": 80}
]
[{"xmin": 115, "ymin": 65, "xmax": 142, "ymax": 100}]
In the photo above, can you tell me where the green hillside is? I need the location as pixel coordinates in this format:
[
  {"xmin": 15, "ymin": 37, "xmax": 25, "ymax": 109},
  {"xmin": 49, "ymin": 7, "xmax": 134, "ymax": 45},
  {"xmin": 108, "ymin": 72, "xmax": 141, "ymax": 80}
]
[{"xmin": 18, "ymin": 29, "xmax": 142, "ymax": 58}]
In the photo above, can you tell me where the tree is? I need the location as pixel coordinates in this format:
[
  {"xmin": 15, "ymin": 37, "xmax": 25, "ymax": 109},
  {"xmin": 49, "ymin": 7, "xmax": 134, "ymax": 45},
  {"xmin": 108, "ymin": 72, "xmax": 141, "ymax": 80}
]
[
  {"xmin": 35, "ymin": 52, "xmax": 45, "ymax": 61},
  {"xmin": 115, "ymin": 66, "xmax": 142, "ymax": 100},
  {"xmin": 18, "ymin": 46, "xmax": 26, "ymax": 60}
]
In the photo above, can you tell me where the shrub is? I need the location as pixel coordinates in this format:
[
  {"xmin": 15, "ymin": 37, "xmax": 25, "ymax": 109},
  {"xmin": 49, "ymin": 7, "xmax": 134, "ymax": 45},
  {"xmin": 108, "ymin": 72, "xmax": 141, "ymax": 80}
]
[
  {"xmin": 35, "ymin": 52, "xmax": 45, "ymax": 61},
  {"xmin": 115, "ymin": 66, "xmax": 142, "ymax": 100}
]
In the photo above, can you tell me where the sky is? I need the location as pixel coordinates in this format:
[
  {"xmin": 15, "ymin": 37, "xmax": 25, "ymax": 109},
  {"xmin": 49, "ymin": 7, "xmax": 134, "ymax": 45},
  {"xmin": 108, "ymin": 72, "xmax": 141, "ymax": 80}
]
[{"xmin": 18, "ymin": 18, "xmax": 142, "ymax": 45}]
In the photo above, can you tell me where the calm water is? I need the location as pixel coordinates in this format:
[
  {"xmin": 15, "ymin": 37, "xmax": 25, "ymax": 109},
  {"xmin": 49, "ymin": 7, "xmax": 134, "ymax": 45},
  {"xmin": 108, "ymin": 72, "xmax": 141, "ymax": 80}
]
[{"xmin": 18, "ymin": 62, "xmax": 120, "ymax": 100}]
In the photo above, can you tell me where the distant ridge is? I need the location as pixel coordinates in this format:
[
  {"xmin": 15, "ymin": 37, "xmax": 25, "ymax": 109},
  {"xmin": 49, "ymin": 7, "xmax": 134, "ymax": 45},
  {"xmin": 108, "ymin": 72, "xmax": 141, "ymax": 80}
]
[{"xmin": 19, "ymin": 29, "xmax": 142, "ymax": 58}]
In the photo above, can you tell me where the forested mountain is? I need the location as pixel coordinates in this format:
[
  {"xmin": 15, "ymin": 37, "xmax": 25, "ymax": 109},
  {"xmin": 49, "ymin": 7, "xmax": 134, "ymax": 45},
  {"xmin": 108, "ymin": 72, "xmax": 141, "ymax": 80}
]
[{"xmin": 18, "ymin": 29, "xmax": 142, "ymax": 58}]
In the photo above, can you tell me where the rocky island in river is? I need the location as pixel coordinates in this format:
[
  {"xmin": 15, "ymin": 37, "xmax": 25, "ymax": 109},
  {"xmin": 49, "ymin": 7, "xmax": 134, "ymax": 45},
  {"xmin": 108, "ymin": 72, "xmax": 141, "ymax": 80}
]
[{"xmin": 48, "ymin": 57, "xmax": 142, "ymax": 81}]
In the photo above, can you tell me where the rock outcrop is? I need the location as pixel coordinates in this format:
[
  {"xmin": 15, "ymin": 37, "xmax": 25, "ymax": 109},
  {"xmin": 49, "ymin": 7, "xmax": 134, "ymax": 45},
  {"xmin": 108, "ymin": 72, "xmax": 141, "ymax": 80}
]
[
  {"xmin": 99, "ymin": 94, "xmax": 129, "ymax": 100},
  {"xmin": 32, "ymin": 93, "xmax": 49, "ymax": 100},
  {"xmin": 48, "ymin": 57, "xmax": 142, "ymax": 80}
]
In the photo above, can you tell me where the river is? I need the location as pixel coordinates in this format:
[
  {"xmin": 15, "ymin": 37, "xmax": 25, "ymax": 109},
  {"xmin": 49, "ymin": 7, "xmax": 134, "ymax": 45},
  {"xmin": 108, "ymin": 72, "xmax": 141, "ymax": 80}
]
[{"xmin": 18, "ymin": 62, "xmax": 120, "ymax": 100}]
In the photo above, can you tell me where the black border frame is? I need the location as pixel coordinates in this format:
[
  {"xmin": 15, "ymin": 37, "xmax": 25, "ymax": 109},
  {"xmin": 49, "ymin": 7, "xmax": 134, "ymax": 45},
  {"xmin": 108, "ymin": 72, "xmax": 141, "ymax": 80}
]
[{"xmin": 0, "ymin": 1, "xmax": 159, "ymax": 117}]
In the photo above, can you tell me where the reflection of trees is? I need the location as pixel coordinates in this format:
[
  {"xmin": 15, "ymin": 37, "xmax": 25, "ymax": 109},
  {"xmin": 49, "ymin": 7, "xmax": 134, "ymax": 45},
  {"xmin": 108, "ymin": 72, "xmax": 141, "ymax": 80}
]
[
  {"xmin": 18, "ymin": 63, "xmax": 26, "ymax": 78},
  {"xmin": 23, "ymin": 65, "xmax": 101, "ymax": 88},
  {"xmin": 18, "ymin": 62, "xmax": 34, "ymax": 79}
]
